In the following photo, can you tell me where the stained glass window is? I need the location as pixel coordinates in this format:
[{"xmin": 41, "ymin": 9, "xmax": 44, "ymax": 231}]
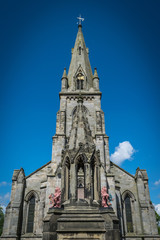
[
  {"xmin": 125, "ymin": 195, "xmax": 133, "ymax": 232},
  {"xmin": 27, "ymin": 196, "xmax": 35, "ymax": 233}
]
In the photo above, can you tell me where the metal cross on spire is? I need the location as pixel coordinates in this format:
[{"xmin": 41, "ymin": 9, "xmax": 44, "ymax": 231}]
[{"xmin": 77, "ymin": 14, "xmax": 84, "ymax": 26}]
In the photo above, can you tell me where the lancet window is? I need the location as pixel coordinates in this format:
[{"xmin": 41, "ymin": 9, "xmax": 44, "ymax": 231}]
[
  {"xmin": 26, "ymin": 196, "xmax": 35, "ymax": 233},
  {"xmin": 124, "ymin": 195, "xmax": 133, "ymax": 233},
  {"xmin": 76, "ymin": 73, "xmax": 84, "ymax": 90}
]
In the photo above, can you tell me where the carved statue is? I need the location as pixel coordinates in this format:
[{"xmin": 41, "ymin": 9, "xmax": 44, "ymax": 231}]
[
  {"xmin": 49, "ymin": 187, "xmax": 61, "ymax": 208},
  {"xmin": 101, "ymin": 186, "xmax": 112, "ymax": 208}
]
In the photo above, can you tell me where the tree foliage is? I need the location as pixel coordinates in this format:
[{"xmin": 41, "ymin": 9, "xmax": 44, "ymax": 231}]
[
  {"xmin": 156, "ymin": 211, "xmax": 160, "ymax": 235},
  {"xmin": 0, "ymin": 206, "xmax": 4, "ymax": 236}
]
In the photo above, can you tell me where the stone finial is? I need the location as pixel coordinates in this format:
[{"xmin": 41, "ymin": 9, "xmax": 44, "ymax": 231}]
[
  {"xmin": 62, "ymin": 67, "xmax": 67, "ymax": 79},
  {"xmin": 61, "ymin": 68, "xmax": 68, "ymax": 90},
  {"xmin": 93, "ymin": 68, "xmax": 99, "ymax": 91},
  {"xmin": 93, "ymin": 68, "xmax": 99, "ymax": 79}
]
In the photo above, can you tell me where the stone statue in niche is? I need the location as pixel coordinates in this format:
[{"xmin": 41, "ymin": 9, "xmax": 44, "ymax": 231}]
[
  {"xmin": 49, "ymin": 187, "xmax": 61, "ymax": 208},
  {"xmin": 101, "ymin": 186, "xmax": 112, "ymax": 207}
]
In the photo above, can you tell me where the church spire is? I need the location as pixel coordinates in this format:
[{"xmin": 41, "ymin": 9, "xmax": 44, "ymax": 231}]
[{"xmin": 67, "ymin": 24, "xmax": 93, "ymax": 91}]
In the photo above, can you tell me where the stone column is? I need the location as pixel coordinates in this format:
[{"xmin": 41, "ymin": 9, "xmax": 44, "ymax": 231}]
[
  {"xmin": 84, "ymin": 163, "xmax": 91, "ymax": 199},
  {"xmin": 21, "ymin": 200, "xmax": 27, "ymax": 234},
  {"xmin": 61, "ymin": 165, "xmax": 65, "ymax": 202},
  {"xmin": 94, "ymin": 164, "xmax": 101, "ymax": 201},
  {"xmin": 70, "ymin": 163, "xmax": 76, "ymax": 201}
]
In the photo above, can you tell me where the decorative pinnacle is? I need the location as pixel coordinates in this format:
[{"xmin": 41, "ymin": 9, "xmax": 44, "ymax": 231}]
[
  {"xmin": 93, "ymin": 68, "xmax": 99, "ymax": 79},
  {"xmin": 62, "ymin": 67, "xmax": 67, "ymax": 79},
  {"xmin": 77, "ymin": 14, "xmax": 84, "ymax": 27}
]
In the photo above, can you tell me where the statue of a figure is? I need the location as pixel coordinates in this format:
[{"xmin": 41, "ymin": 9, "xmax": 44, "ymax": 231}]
[
  {"xmin": 49, "ymin": 187, "xmax": 61, "ymax": 208},
  {"xmin": 101, "ymin": 186, "xmax": 112, "ymax": 208}
]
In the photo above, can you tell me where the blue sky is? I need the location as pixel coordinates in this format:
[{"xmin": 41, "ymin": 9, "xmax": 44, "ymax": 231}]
[{"xmin": 0, "ymin": 0, "xmax": 160, "ymax": 211}]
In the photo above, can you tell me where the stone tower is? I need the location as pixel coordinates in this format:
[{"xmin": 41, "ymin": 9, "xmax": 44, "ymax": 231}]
[
  {"xmin": 1, "ymin": 24, "xmax": 159, "ymax": 240},
  {"xmin": 42, "ymin": 23, "xmax": 120, "ymax": 240},
  {"xmin": 52, "ymin": 23, "xmax": 111, "ymax": 202}
]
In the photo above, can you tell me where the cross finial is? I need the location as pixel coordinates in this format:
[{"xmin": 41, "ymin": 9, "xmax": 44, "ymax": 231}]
[{"xmin": 77, "ymin": 14, "xmax": 84, "ymax": 26}]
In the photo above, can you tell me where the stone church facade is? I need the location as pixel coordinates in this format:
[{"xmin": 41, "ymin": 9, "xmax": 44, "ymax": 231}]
[{"xmin": 1, "ymin": 24, "xmax": 159, "ymax": 240}]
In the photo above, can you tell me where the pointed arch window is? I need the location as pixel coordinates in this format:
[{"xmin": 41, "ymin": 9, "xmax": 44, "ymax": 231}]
[
  {"xmin": 125, "ymin": 195, "xmax": 133, "ymax": 233},
  {"xmin": 27, "ymin": 196, "xmax": 35, "ymax": 233},
  {"xmin": 76, "ymin": 73, "xmax": 84, "ymax": 90}
]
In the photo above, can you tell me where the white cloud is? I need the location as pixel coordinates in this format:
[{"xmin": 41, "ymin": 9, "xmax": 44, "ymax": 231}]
[
  {"xmin": 154, "ymin": 179, "xmax": 160, "ymax": 186},
  {"xmin": 110, "ymin": 141, "xmax": 135, "ymax": 165},
  {"xmin": 0, "ymin": 181, "xmax": 7, "ymax": 187},
  {"xmin": 0, "ymin": 192, "xmax": 10, "ymax": 207},
  {"xmin": 154, "ymin": 203, "xmax": 160, "ymax": 215}
]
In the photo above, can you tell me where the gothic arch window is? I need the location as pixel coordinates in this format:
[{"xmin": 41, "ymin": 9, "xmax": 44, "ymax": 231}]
[
  {"xmin": 76, "ymin": 73, "xmax": 84, "ymax": 90},
  {"xmin": 124, "ymin": 194, "xmax": 133, "ymax": 233},
  {"xmin": 26, "ymin": 195, "xmax": 35, "ymax": 233},
  {"xmin": 22, "ymin": 190, "xmax": 39, "ymax": 235}
]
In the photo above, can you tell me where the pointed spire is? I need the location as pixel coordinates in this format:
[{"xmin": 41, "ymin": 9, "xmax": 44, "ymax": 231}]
[
  {"xmin": 67, "ymin": 25, "xmax": 93, "ymax": 90},
  {"xmin": 93, "ymin": 68, "xmax": 99, "ymax": 91},
  {"xmin": 62, "ymin": 67, "xmax": 67, "ymax": 79},
  {"xmin": 93, "ymin": 68, "xmax": 99, "ymax": 79},
  {"xmin": 61, "ymin": 67, "xmax": 68, "ymax": 91}
]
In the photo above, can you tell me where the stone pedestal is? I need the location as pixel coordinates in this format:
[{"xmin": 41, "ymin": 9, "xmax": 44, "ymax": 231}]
[{"xmin": 43, "ymin": 204, "xmax": 120, "ymax": 240}]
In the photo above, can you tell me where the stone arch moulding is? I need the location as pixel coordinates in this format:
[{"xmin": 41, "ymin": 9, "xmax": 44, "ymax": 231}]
[
  {"xmin": 24, "ymin": 190, "xmax": 40, "ymax": 203},
  {"xmin": 75, "ymin": 153, "xmax": 88, "ymax": 165},
  {"xmin": 74, "ymin": 65, "xmax": 86, "ymax": 80},
  {"xmin": 61, "ymin": 155, "xmax": 70, "ymax": 167},
  {"xmin": 122, "ymin": 190, "xmax": 136, "ymax": 202},
  {"xmin": 91, "ymin": 153, "xmax": 101, "ymax": 166}
]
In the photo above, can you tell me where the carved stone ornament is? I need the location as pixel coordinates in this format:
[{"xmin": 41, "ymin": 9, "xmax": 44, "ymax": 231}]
[
  {"xmin": 49, "ymin": 187, "xmax": 61, "ymax": 208},
  {"xmin": 101, "ymin": 186, "xmax": 112, "ymax": 208}
]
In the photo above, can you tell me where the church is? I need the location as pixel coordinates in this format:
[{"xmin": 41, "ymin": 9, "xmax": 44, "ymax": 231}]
[{"xmin": 1, "ymin": 22, "xmax": 159, "ymax": 240}]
